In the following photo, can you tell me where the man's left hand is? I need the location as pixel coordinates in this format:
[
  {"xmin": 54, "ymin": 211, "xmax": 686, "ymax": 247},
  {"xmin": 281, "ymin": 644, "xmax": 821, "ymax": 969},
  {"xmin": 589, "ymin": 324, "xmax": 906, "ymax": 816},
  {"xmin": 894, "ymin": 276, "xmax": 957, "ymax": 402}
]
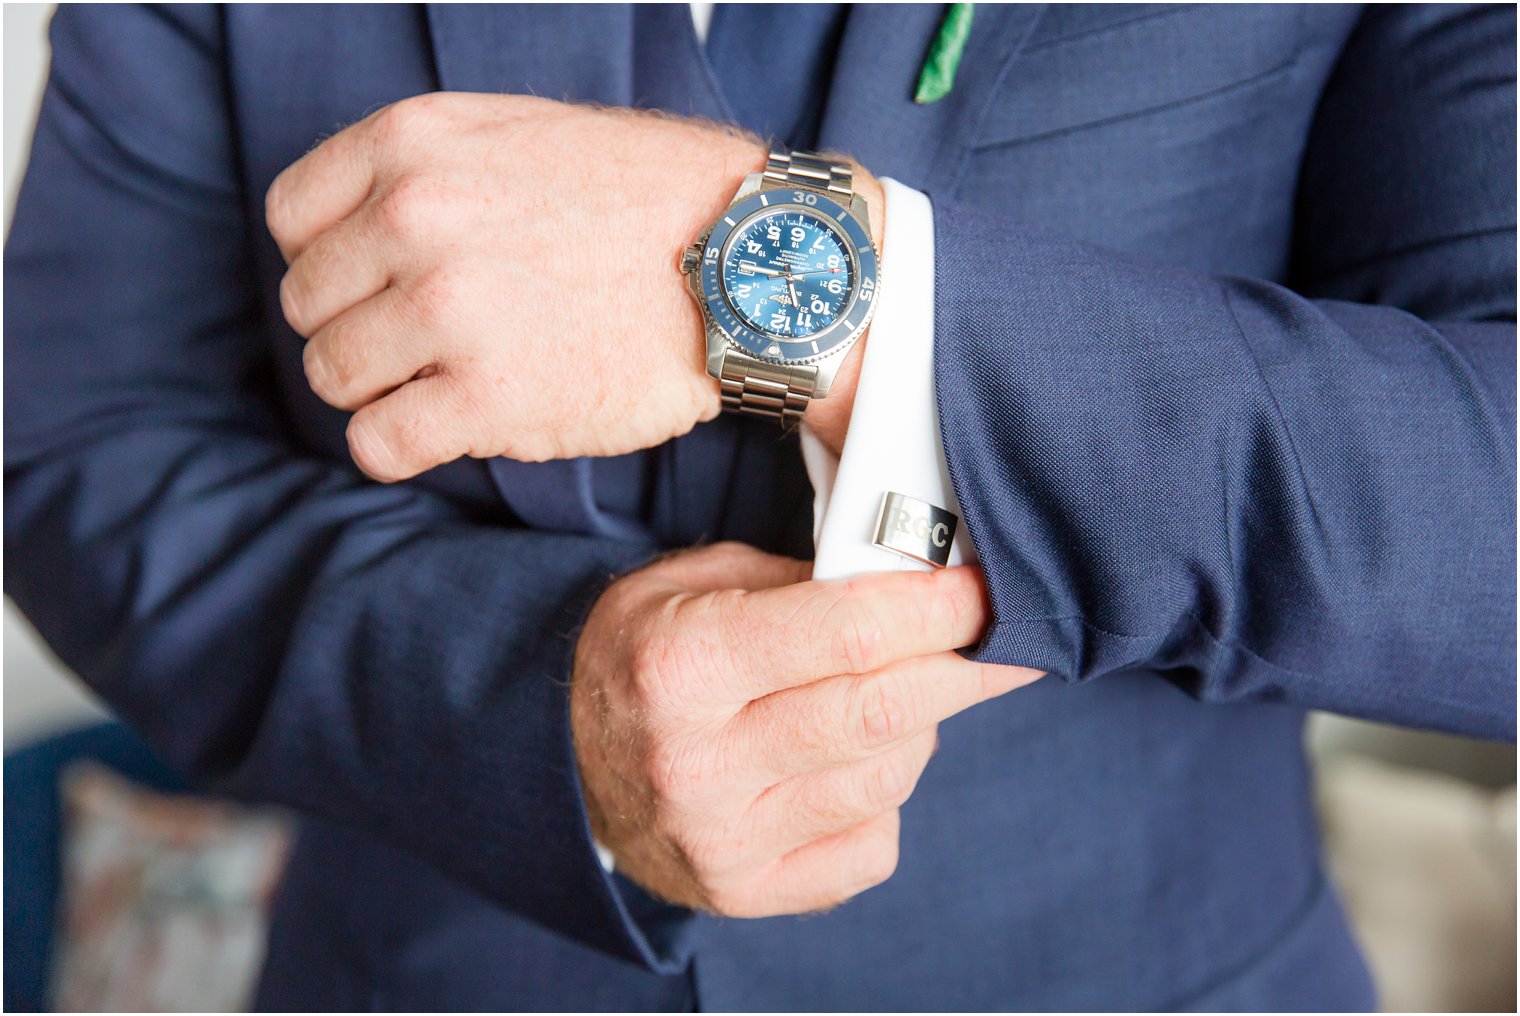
[{"xmin": 267, "ymin": 93, "xmax": 877, "ymax": 481}]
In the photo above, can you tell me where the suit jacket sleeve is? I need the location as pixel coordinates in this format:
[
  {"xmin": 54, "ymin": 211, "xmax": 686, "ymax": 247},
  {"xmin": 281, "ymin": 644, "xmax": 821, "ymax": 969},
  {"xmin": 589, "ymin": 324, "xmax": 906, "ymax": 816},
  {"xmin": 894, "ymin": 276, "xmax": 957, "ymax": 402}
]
[
  {"xmin": 2, "ymin": 5, "xmax": 687, "ymax": 972},
  {"xmin": 932, "ymin": 4, "xmax": 1516, "ymax": 739}
]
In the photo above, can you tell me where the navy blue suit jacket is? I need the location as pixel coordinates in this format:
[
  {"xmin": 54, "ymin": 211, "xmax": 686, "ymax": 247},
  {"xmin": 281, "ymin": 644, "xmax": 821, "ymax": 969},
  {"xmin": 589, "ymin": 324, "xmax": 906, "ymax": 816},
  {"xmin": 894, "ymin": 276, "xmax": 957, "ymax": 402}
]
[{"xmin": 6, "ymin": 4, "xmax": 1514, "ymax": 1010}]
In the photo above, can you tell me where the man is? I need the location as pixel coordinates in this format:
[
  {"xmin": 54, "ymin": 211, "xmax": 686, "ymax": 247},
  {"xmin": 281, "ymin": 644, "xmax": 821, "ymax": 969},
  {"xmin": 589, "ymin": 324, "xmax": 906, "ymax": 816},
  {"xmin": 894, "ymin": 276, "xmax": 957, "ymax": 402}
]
[{"xmin": 5, "ymin": 4, "xmax": 1513, "ymax": 1010}]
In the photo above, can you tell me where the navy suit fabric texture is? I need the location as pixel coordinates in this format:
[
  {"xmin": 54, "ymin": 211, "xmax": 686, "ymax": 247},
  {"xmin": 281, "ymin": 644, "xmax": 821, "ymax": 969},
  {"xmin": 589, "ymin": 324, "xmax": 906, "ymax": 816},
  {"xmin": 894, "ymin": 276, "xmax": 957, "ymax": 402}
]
[{"xmin": 3, "ymin": 3, "xmax": 1513, "ymax": 1011}]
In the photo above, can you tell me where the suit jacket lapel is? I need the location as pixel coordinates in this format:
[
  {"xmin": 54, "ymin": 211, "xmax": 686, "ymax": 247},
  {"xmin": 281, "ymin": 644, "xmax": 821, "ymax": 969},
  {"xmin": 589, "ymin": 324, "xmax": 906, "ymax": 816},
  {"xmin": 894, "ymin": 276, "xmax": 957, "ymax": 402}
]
[{"xmin": 817, "ymin": 3, "xmax": 1047, "ymax": 194}]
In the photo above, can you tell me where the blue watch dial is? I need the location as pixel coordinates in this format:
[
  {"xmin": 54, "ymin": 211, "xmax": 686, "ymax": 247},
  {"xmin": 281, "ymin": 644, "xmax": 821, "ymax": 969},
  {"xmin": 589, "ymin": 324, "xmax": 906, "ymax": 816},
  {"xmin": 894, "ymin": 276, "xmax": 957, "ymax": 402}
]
[
  {"xmin": 721, "ymin": 211, "xmax": 853, "ymax": 339},
  {"xmin": 696, "ymin": 188, "xmax": 877, "ymax": 364}
]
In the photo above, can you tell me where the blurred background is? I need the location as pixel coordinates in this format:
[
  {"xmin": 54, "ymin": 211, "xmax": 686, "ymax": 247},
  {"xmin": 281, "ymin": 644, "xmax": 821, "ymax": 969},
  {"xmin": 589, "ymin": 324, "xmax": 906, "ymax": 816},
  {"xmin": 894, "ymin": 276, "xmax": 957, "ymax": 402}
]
[{"xmin": 4, "ymin": 4, "xmax": 1515, "ymax": 1012}]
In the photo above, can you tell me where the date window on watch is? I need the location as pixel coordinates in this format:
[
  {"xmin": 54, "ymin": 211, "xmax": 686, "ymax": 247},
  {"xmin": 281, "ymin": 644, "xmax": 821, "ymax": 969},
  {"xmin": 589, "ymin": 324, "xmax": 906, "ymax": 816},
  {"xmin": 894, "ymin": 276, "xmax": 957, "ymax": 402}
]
[{"xmin": 873, "ymin": 492, "xmax": 959, "ymax": 569}]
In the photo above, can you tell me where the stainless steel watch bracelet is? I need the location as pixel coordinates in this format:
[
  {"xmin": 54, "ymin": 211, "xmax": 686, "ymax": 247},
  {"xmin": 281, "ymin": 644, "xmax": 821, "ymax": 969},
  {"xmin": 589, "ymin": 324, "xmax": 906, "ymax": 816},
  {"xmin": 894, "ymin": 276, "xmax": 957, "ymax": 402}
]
[
  {"xmin": 718, "ymin": 353, "xmax": 819, "ymax": 428},
  {"xmin": 761, "ymin": 145, "xmax": 854, "ymax": 201},
  {"xmin": 719, "ymin": 146, "xmax": 855, "ymax": 429}
]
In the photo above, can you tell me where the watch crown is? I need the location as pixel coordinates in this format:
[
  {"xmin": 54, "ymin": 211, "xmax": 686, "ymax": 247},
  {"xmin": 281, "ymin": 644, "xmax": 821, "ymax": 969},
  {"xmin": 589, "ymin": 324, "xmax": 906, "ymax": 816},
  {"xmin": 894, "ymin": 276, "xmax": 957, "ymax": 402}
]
[{"xmin": 679, "ymin": 243, "xmax": 702, "ymax": 274}]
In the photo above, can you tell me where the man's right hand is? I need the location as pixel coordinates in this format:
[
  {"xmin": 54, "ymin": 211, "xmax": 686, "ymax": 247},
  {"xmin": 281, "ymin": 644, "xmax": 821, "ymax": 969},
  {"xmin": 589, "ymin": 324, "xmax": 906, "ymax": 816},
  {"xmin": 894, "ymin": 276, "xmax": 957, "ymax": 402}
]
[{"xmin": 570, "ymin": 542, "xmax": 1043, "ymax": 918}]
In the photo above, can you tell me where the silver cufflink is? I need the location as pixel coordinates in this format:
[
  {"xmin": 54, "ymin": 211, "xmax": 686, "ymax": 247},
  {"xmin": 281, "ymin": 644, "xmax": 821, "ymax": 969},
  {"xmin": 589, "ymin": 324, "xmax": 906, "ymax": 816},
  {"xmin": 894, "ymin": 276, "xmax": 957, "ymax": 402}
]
[{"xmin": 873, "ymin": 491, "xmax": 959, "ymax": 568}]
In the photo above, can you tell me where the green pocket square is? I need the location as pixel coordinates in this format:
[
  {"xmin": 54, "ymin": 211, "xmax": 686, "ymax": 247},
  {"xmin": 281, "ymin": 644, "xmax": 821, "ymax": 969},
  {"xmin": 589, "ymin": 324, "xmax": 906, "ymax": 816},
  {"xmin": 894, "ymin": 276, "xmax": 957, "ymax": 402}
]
[{"xmin": 915, "ymin": 3, "xmax": 975, "ymax": 104}]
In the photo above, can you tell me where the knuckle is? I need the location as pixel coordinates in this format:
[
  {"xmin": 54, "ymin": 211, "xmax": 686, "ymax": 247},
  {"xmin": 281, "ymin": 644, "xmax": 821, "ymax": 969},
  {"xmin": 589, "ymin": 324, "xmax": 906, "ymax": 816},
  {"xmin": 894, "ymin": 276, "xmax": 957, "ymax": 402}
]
[
  {"xmin": 301, "ymin": 225, "xmax": 345, "ymax": 278},
  {"xmin": 629, "ymin": 631, "xmax": 695, "ymax": 712},
  {"xmin": 376, "ymin": 176, "xmax": 434, "ymax": 237},
  {"xmin": 696, "ymin": 585, "xmax": 740, "ymax": 626},
  {"xmin": 374, "ymin": 96, "xmax": 433, "ymax": 146},
  {"xmin": 944, "ymin": 570, "xmax": 979, "ymax": 630},
  {"xmin": 407, "ymin": 266, "xmax": 459, "ymax": 323},
  {"xmin": 794, "ymin": 774, "xmax": 851, "ymax": 828},
  {"xmin": 856, "ymin": 679, "xmax": 912, "ymax": 747},
  {"xmin": 788, "ymin": 706, "xmax": 838, "ymax": 764},
  {"xmin": 911, "ymin": 572, "xmax": 952, "ymax": 637},
  {"xmin": 936, "ymin": 570, "xmax": 986, "ymax": 645},
  {"xmin": 279, "ymin": 271, "xmax": 309, "ymax": 335},
  {"xmin": 346, "ymin": 412, "xmax": 402, "ymax": 482},
  {"xmin": 866, "ymin": 752, "xmax": 918, "ymax": 810},
  {"xmin": 305, "ymin": 319, "xmax": 369, "ymax": 408},
  {"xmin": 879, "ymin": 572, "xmax": 938, "ymax": 648},
  {"xmin": 301, "ymin": 338, "xmax": 340, "ymax": 404},
  {"xmin": 320, "ymin": 315, "xmax": 363, "ymax": 384},
  {"xmin": 828, "ymin": 596, "xmax": 886, "ymax": 674},
  {"xmin": 398, "ymin": 92, "xmax": 440, "ymax": 118},
  {"xmin": 703, "ymin": 586, "xmax": 749, "ymax": 621},
  {"xmin": 631, "ymin": 592, "xmax": 737, "ymax": 712},
  {"xmin": 265, "ymin": 178, "xmax": 294, "ymax": 244}
]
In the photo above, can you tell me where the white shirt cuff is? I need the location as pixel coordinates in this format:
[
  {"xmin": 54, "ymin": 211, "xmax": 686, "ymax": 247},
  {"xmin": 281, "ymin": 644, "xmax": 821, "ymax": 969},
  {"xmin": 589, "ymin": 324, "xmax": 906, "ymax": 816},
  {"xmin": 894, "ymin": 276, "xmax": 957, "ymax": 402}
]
[{"xmin": 800, "ymin": 178, "xmax": 975, "ymax": 581}]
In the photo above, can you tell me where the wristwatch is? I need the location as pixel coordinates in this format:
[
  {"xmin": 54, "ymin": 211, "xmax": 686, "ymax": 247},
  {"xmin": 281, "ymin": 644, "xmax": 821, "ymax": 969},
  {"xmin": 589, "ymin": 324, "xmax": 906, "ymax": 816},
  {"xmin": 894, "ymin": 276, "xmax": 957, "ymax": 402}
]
[{"xmin": 679, "ymin": 145, "xmax": 879, "ymax": 428}]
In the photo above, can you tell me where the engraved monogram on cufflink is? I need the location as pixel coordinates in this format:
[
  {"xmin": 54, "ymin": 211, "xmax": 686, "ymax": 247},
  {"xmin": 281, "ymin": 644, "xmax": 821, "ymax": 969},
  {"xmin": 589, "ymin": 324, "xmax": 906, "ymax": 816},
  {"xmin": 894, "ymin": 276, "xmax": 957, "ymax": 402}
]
[{"xmin": 873, "ymin": 492, "xmax": 958, "ymax": 568}]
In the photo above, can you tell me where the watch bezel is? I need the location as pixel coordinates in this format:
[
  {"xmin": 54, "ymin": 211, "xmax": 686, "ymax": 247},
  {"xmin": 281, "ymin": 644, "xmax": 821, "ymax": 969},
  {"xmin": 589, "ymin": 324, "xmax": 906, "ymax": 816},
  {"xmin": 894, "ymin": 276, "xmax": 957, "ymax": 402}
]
[{"xmin": 698, "ymin": 189, "xmax": 878, "ymax": 366}]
